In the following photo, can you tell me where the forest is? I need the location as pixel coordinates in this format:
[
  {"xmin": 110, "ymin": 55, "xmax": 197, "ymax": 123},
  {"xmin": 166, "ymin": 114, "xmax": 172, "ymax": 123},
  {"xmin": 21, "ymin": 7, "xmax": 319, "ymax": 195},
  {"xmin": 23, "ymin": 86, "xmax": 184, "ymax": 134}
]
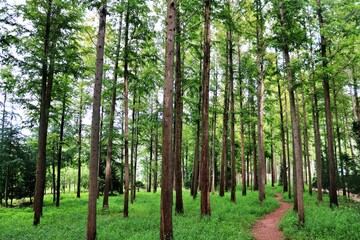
[{"xmin": 0, "ymin": 0, "xmax": 360, "ymax": 239}]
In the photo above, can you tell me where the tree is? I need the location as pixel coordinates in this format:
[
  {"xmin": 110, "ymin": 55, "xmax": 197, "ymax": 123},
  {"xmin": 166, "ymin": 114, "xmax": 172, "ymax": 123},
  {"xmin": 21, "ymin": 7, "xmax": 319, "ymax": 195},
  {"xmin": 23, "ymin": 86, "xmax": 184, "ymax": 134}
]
[
  {"xmin": 316, "ymin": 0, "xmax": 338, "ymax": 207},
  {"xmin": 277, "ymin": 0, "xmax": 305, "ymax": 226},
  {"xmin": 174, "ymin": 0, "xmax": 184, "ymax": 214},
  {"xmin": 87, "ymin": 4, "xmax": 106, "ymax": 240},
  {"xmin": 123, "ymin": 0, "xmax": 130, "ymax": 217},
  {"xmin": 200, "ymin": 0, "xmax": 211, "ymax": 216},
  {"xmin": 255, "ymin": 0, "xmax": 266, "ymax": 203},
  {"xmin": 103, "ymin": 9, "xmax": 123, "ymax": 208},
  {"xmin": 160, "ymin": 0, "xmax": 175, "ymax": 238}
]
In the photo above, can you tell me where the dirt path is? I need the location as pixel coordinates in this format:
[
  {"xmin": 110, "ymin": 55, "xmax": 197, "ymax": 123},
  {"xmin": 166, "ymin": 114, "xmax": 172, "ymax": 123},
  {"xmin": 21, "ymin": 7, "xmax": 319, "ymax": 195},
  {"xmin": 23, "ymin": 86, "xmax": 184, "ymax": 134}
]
[{"xmin": 251, "ymin": 193, "xmax": 292, "ymax": 240}]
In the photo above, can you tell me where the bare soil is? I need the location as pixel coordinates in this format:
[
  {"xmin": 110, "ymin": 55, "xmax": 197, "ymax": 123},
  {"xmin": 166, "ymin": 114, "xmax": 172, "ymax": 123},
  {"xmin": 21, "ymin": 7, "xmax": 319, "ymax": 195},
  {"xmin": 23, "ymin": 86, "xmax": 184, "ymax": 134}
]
[{"xmin": 251, "ymin": 193, "xmax": 292, "ymax": 240}]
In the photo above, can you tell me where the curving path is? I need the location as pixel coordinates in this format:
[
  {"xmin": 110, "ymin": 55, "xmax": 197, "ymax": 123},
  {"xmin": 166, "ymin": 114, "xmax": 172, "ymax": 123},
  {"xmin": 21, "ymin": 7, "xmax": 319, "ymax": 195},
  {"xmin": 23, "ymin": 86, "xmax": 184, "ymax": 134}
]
[{"xmin": 251, "ymin": 193, "xmax": 292, "ymax": 240}]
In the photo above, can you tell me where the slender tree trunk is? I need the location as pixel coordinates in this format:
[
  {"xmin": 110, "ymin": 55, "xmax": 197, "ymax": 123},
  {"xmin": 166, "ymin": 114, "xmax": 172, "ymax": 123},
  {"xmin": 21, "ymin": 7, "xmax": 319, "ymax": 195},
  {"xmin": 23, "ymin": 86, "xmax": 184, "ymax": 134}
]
[
  {"xmin": 56, "ymin": 94, "xmax": 66, "ymax": 207},
  {"xmin": 52, "ymin": 150, "xmax": 56, "ymax": 202},
  {"xmin": 86, "ymin": 5, "xmax": 106, "ymax": 240},
  {"xmin": 252, "ymin": 119, "xmax": 258, "ymax": 191},
  {"xmin": 191, "ymin": 85, "xmax": 201, "ymax": 198},
  {"xmin": 123, "ymin": 0, "xmax": 130, "ymax": 217},
  {"xmin": 103, "ymin": 11, "xmax": 122, "ymax": 208},
  {"xmin": 77, "ymin": 94, "xmax": 83, "ymax": 198},
  {"xmin": 33, "ymin": 0, "xmax": 53, "ymax": 225},
  {"xmin": 174, "ymin": 0, "xmax": 184, "ymax": 213},
  {"xmin": 211, "ymin": 62, "xmax": 218, "ymax": 195},
  {"xmin": 271, "ymin": 128, "xmax": 275, "ymax": 187},
  {"xmin": 302, "ymin": 92, "xmax": 312, "ymax": 195},
  {"xmin": 219, "ymin": 38, "xmax": 229, "ymax": 197},
  {"xmin": 285, "ymin": 90, "xmax": 291, "ymax": 199},
  {"xmin": 153, "ymin": 121, "xmax": 159, "ymax": 193},
  {"xmin": 227, "ymin": 29, "xmax": 236, "ymax": 203},
  {"xmin": 160, "ymin": 0, "xmax": 175, "ymax": 238},
  {"xmin": 332, "ymin": 80, "xmax": 345, "ymax": 196},
  {"xmin": 200, "ymin": 0, "xmax": 211, "ymax": 216},
  {"xmin": 238, "ymin": 43, "xmax": 246, "ymax": 196},
  {"xmin": 277, "ymin": 74, "xmax": 288, "ymax": 192},
  {"xmin": 278, "ymin": 0, "xmax": 304, "ymax": 225},
  {"xmin": 133, "ymin": 104, "xmax": 139, "ymax": 200},
  {"xmin": 97, "ymin": 106, "xmax": 104, "ymax": 199},
  {"xmin": 130, "ymin": 92, "xmax": 136, "ymax": 204},
  {"xmin": 255, "ymin": 0, "xmax": 266, "ymax": 203},
  {"xmin": 147, "ymin": 104, "xmax": 154, "ymax": 193},
  {"xmin": 316, "ymin": 0, "xmax": 338, "ymax": 207}
]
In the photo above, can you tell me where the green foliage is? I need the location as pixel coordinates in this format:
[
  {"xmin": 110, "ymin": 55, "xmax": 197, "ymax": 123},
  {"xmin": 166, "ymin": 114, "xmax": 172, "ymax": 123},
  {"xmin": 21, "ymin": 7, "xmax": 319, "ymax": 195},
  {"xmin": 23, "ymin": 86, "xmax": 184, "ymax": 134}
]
[
  {"xmin": 0, "ymin": 186, "xmax": 279, "ymax": 239},
  {"xmin": 280, "ymin": 193, "xmax": 360, "ymax": 240}
]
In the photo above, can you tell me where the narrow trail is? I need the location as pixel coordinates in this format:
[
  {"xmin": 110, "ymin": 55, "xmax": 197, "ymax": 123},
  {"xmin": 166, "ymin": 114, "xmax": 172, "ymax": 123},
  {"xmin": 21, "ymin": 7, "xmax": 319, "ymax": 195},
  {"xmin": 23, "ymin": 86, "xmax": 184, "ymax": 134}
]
[{"xmin": 251, "ymin": 193, "xmax": 292, "ymax": 240}]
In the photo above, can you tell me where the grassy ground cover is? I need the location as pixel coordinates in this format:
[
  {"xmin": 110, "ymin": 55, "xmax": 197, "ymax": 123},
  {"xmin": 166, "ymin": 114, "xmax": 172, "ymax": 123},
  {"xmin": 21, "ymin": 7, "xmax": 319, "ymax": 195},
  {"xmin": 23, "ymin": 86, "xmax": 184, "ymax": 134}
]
[
  {"xmin": 279, "ymin": 187, "xmax": 360, "ymax": 240},
  {"xmin": 0, "ymin": 186, "xmax": 279, "ymax": 239}
]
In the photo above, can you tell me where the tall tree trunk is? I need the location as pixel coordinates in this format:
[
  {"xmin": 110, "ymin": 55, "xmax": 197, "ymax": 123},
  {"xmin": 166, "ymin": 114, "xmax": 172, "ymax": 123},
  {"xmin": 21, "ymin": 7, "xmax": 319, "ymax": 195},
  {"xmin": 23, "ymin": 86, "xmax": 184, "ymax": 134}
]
[
  {"xmin": 103, "ymin": 11, "xmax": 122, "ymax": 208},
  {"xmin": 123, "ymin": 0, "xmax": 130, "ymax": 217},
  {"xmin": 148, "ymin": 122, "xmax": 153, "ymax": 193},
  {"xmin": 160, "ymin": 0, "xmax": 175, "ymax": 238},
  {"xmin": 77, "ymin": 94, "xmax": 83, "ymax": 198},
  {"xmin": 228, "ymin": 29, "xmax": 236, "ymax": 203},
  {"xmin": 316, "ymin": 0, "xmax": 338, "ymax": 207},
  {"xmin": 174, "ymin": 0, "xmax": 184, "ymax": 213},
  {"xmin": 211, "ymin": 59, "xmax": 218, "ymax": 195},
  {"xmin": 97, "ymin": 106, "xmax": 104, "ymax": 199},
  {"xmin": 130, "ymin": 92, "xmax": 136, "ymax": 204},
  {"xmin": 33, "ymin": 0, "xmax": 53, "ymax": 225},
  {"xmin": 252, "ymin": 117, "xmax": 258, "ymax": 191},
  {"xmin": 278, "ymin": 0, "xmax": 304, "ymax": 225},
  {"xmin": 332, "ymin": 80, "xmax": 345, "ymax": 196},
  {"xmin": 219, "ymin": 37, "xmax": 229, "ymax": 197},
  {"xmin": 153, "ymin": 117, "xmax": 158, "ymax": 193},
  {"xmin": 191, "ymin": 85, "xmax": 201, "ymax": 198},
  {"xmin": 302, "ymin": 92, "xmax": 312, "ymax": 195},
  {"xmin": 56, "ymin": 94, "xmax": 66, "ymax": 207},
  {"xmin": 200, "ymin": 0, "xmax": 211, "ymax": 216},
  {"xmin": 271, "ymin": 127, "xmax": 275, "ymax": 187},
  {"xmin": 86, "ymin": 5, "xmax": 106, "ymax": 240},
  {"xmin": 285, "ymin": 90, "xmax": 291, "ymax": 199},
  {"xmin": 277, "ymin": 73, "xmax": 288, "ymax": 192},
  {"xmin": 256, "ymin": 0, "xmax": 266, "ymax": 203},
  {"xmin": 133, "ymin": 103, "xmax": 139, "ymax": 200},
  {"xmin": 238, "ymin": 43, "xmax": 246, "ymax": 196}
]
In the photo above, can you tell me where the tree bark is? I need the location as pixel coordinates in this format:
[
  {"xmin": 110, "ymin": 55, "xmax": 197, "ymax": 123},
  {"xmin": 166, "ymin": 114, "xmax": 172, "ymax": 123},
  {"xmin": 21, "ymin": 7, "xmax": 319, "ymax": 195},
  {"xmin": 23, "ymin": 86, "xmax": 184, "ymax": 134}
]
[
  {"xmin": 34, "ymin": 0, "xmax": 54, "ymax": 225},
  {"xmin": 285, "ymin": 90, "xmax": 291, "ymax": 199},
  {"xmin": 235, "ymin": 47, "xmax": 245, "ymax": 196},
  {"xmin": 277, "ymin": 61, "xmax": 288, "ymax": 192},
  {"xmin": 191, "ymin": 85, "xmax": 201, "ymax": 198},
  {"xmin": 86, "ymin": 5, "xmax": 106, "ymax": 240},
  {"xmin": 77, "ymin": 93, "xmax": 83, "ymax": 198},
  {"xmin": 219, "ymin": 35, "xmax": 229, "ymax": 197},
  {"xmin": 56, "ymin": 93, "xmax": 66, "ymax": 207},
  {"xmin": 255, "ymin": 0, "xmax": 266, "ymax": 203},
  {"xmin": 130, "ymin": 92, "xmax": 136, "ymax": 204},
  {"xmin": 160, "ymin": 0, "xmax": 175, "ymax": 238},
  {"xmin": 301, "ymin": 92, "xmax": 312, "ymax": 195},
  {"xmin": 174, "ymin": 0, "xmax": 184, "ymax": 213},
  {"xmin": 211, "ymin": 62, "xmax": 218, "ymax": 195},
  {"xmin": 227, "ymin": 28, "xmax": 236, "ymax": 203},
  {"xmin": 103, "ymin": 11, "xmax": 122, "ymax": 208},
  {"xmin": 200, "ymin": 0, "xmax": 211, "ymax": 216},
  {"xmin": 153, "ymin": 117, "xmax": 158, "ymax": 193},
  {"xmin": 316, "ymin": 0, "xmax": 338, "ymax": 207},
  {"xmin": 123, "ymin": 0, "xmax": 130, "ymax": 217},
  {"xmin": 278, "ymin": 0, "xmax": 304, "ymax": 225}
]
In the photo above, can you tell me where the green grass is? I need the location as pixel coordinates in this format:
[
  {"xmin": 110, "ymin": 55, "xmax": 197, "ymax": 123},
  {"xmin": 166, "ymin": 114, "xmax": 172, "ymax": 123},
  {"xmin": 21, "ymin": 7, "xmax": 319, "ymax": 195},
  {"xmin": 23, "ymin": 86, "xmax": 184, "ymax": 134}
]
[
  {"xmin": 278, "ymin": 187, "xmax": 360, "ymax": 240},
  {"xmin": 0, "ymin": 186, "xmax": 279, "ymax": 240}
]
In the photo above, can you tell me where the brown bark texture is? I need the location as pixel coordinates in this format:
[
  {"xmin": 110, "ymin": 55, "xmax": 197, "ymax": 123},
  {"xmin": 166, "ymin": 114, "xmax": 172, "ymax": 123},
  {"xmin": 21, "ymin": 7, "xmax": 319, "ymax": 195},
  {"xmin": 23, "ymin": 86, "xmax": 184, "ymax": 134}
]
[
  {"xmin": 86, "ymin": 5, "xmax": 106, "ymax": 240},
  {"xmin": 160, "ymin": 0, "xmax": 175, "ymax": 238}
]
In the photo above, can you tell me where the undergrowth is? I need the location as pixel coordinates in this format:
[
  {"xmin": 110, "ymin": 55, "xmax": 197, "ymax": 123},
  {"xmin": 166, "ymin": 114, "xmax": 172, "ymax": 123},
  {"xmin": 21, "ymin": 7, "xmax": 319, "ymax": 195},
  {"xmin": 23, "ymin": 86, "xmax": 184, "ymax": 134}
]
[
  {"xmin": 0, "ymin": 186, "xmax": 279, "ymax": 239},
  {"xmin": 277, "ymin": 186, "xmax": 360, "ymax": 240}
]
